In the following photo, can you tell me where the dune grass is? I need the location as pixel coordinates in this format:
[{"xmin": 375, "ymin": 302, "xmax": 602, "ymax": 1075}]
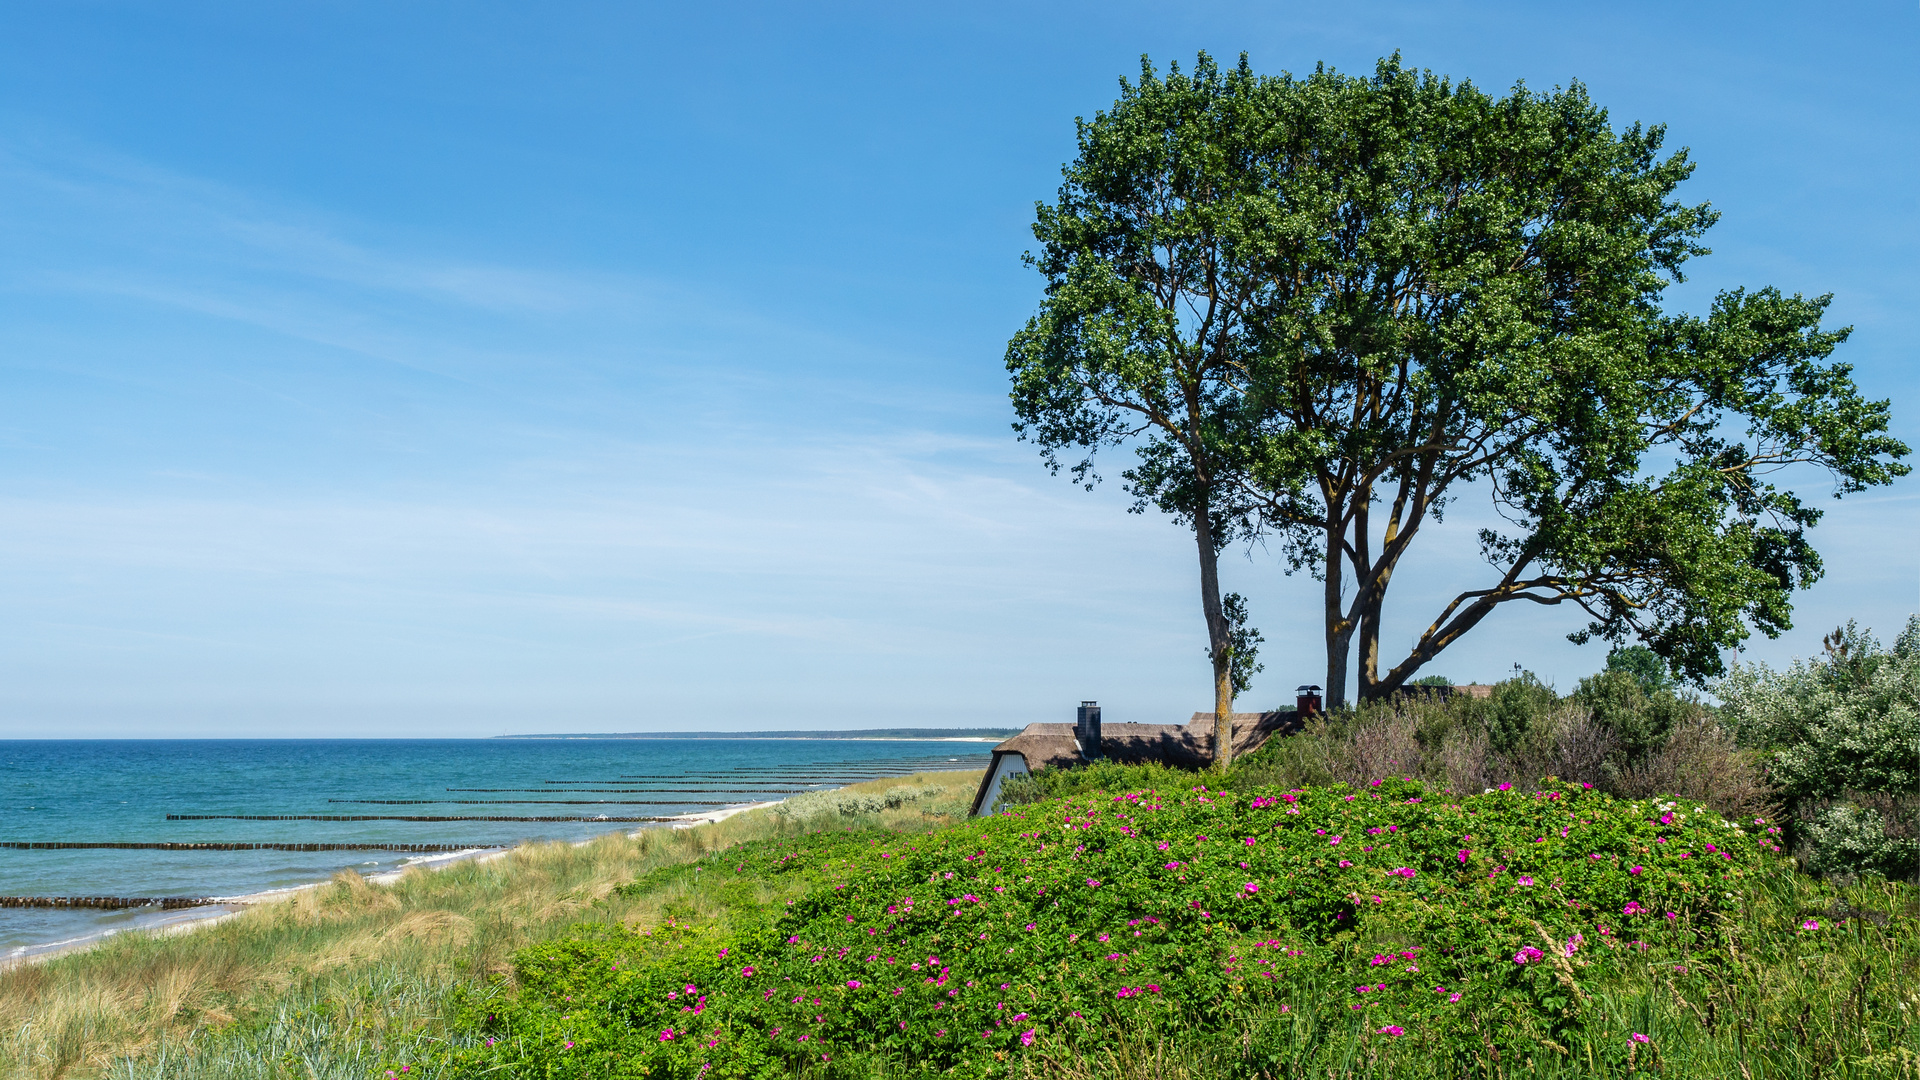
[{"xmin": 0, "ymin": 771, "xmax": 983, "ymax": 1080}]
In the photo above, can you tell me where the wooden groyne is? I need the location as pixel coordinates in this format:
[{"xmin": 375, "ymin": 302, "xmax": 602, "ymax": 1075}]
[
  {"xmin": 1, "ymin": 842, "xmax": 474, "ymax": 852},
  {"xmin": 166, "ymin": 814, "xmax": 677, "ymax": 823},
  {"xmin": 0, "ymin": 896, "xmax": 215, "ymax": 910}
]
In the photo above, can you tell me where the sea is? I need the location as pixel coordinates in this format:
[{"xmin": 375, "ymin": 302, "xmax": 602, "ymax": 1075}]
[{"xmin": 0, "ymin": 738, "xmax": 992, "ymax": 963}]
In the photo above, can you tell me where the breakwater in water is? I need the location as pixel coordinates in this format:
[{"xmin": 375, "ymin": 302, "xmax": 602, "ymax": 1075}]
[
  {"xmin": 0, "ymin": 897, "xmax": 216, "ymax": 910},
  {"xmin": 1, "ymin": 842, "xmax": 472, "ymax": 851},
  {"xmin": 1, "ymin": 738, "xmax": 990, "ymax": 959}
]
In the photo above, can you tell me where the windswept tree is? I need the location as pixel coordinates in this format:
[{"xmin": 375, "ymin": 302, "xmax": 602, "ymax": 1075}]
[
  {"xmin": 1229, "ymin": 56, "xmax": 1908, "ymax": 705},
  {"xmin": 1012, "ymin": 52, "xmax": 1908, "ymax": 718},
  {"xmin": 1007, "ymin": 55, "xmax": 1270, "ymax": 768}
]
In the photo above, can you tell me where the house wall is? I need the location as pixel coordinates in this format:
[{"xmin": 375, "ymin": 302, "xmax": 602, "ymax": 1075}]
[{"xmin": 971, "ymin": 751, "xmax": 1030, "ymax": 816}]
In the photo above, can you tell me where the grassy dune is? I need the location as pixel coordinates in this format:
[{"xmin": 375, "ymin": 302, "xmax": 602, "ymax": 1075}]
[{"xmin": 0, "ymin": 771, "xmax": 983, "ymax": 1080}]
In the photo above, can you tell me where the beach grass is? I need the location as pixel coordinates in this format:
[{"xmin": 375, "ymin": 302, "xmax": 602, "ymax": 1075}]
[{"xmin": 0, "ymin": 770, "xmax": 983, "ymax": 1080}]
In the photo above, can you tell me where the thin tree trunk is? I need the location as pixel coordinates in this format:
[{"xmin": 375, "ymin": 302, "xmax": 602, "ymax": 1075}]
[
  {"xmin": 1193, "ymin": 499, "xmax": 1234, "ymax": 771},
  {"xmin": 1323, "ymin": 509, "xmax": 1353, "ymax": 711}
]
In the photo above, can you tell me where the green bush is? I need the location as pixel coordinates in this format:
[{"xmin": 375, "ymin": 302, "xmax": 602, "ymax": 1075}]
[
  {"xmin": 1603, "ymin": 645, "xmax": 1673, "ymax": 698},
  {"xmin": 1574, "ymin": 670, "xmax": 1680, "ymax": 764},
  {"xmin": 412, "ymin": 780, "xmax": 1798, "ymax": 1078},
  {"xmin": 1485, "ymin": 671, "xmax": 1556, "ymax": 753},
  {"xmin": 1716, "ymin": 616, "xmax": 1920, "ymax": 880},
  {"xmin": 770, "ymin": 784, "xmax": 946, "ymax": 822}
]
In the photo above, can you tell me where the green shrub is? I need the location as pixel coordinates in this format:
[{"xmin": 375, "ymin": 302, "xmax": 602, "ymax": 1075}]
[
  {"xmin": 1574, "ymin": 670, "xmax": 1678, "ymax": 764},
  {"xmin": 416, "ymin": 780, "xmax": 1795, "ymax": 1078},
  {"xmin": 1486, "ymin": 671, "xmax": 1556, "ymax": 753},
  {"xmin": 1604, "ymin": 644, "xmax": 1673, "ymax": 697},
  {"xmin": 770, "ymin": 784, "xmax": 945, "ymax": 822},
  {"xmin": 1716, "ymin": 616, "xmax": 1920, "ymax": 880}
]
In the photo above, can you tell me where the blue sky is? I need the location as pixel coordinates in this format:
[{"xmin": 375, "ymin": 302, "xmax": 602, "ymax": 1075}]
[{"xmin": 1, "ymin": 1, "xmax": 1914, "ymax": 737}]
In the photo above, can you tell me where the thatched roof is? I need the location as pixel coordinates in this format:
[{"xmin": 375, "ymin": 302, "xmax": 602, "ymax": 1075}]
[{"xmin": 968, "ymin": 709, "xmax": 1303, "ymax": 815}]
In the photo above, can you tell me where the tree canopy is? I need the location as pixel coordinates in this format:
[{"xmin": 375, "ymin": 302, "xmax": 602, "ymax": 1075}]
[
  {"xmin": 1009, "ymin": 52, "xmax": 1908, "ymax": 711},
  {"xmin": 1006, "ymin": 53, "xmax": 1277, "ymax": 764}
]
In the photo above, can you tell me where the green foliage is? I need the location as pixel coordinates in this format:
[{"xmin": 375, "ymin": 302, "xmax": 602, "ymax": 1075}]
[
  {"xmin": 1222, "ymin": 591, "xmax": 1264, "ymax": 696},
  {"xmin": 1716, "ymin": 616, "xmax": 1920, "ymax": 880},
  {"xmin": 1008, "ymin": 51, "xmax": 1908, "ymax": 706},
  {"xmin": 769, "ymin": 784, "xmax": 948, "ymax": 823},
  {"xmin": 1573, "ymin": 670, "xmax": 1697, "ymax": 765},
  {"xmin": 1410, "ymin": 675, "xmax": 1453, "ymax": 688},
  {"xmin": 1486, "ymin": 672, "xmax": 1556, "ymax": 754},
  {"xmin": 413, "ymin": 782, "xmax": 1918, "ymax": 1079},
  {"xmin": 1606, "ymin": 645, "xmax": 1673, "ymax": 697},
  {"xmin": 1004, "ymin": 52, "xmax": 1274, "ymax": 716}
]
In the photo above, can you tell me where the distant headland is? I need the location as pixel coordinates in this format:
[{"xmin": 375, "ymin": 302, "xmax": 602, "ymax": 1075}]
[{"xmin": 491, "ymin": 728, "xmax": 1021, "ymax": 741}]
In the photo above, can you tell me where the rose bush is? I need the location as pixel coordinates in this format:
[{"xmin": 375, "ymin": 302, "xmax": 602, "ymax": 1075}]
[{"xmin": 410, "ymin": 779, "xmax": 1784, "ymax": 1078}]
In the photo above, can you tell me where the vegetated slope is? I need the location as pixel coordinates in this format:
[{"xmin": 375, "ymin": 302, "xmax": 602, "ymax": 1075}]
[
  {"xmin": 3, "ymin": 773, "xmax": 984, "ymax": 1080},
  {"xmin": 419, "ymin": 780, "xmax": 1918, "ymax": 1078}
]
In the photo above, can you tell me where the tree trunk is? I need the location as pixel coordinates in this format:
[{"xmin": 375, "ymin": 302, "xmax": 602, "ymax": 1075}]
[
  {"xmin": 1322, "ymin": 512, "xmax": 1354, "ymax": 711},
  {"xmin": 1356, "ymin": 571, "xmax": 1389, "ymax": 702},
  {"xmin": 1193, "ymin": 500, "xmax": 1234, "ymax": 771}
]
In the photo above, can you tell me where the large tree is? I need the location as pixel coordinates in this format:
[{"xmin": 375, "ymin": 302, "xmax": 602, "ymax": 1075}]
[
  {"xmin": 1006, "ymin": 55, "xmax": 1270, "ymax": 767},
  {"xmin": 1011, "ymin": 53, "xmax": 1909, "ymax": 718},
  {"xmin": 1228, "ymin": 56, "xmax": 1908, "ymax": 705}
]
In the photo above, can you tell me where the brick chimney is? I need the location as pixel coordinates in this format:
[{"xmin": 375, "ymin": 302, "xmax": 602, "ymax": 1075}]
[
  {"xmin": 1295, "ymin": 685, "xmax": 1322, "ymax": 716},
  {"xmin": 1075, "ymin": 701, "xmax": 1103, "ymax": 758}
]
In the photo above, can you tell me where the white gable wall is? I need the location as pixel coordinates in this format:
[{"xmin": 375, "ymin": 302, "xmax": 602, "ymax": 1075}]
[{"xmin": 971, "ymin": 751, "xmax": 1030, "ymax": 816}]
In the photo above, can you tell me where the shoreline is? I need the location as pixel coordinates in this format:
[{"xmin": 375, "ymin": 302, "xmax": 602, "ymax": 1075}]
[{"xmin": 0, "ymin": 798, "xmax": 786, "ymax": 972}]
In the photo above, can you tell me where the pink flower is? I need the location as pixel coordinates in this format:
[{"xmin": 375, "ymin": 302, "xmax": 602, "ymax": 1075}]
[
  {"xmin": 1020, "ymin": 1029, "xmax": 1035, "ymax": 1047},
  {"xmin": 740, "ymin": 965, "xmax": 755, "ymax": 977},
  {"xmin": 1516, "ymin": 876, "xmax": 1534, "ymax": 886},
  {"xmin": 1801, "ymin": 918, "xmax": 1819, "ymax": 930},
  {"xmin": 1631, "ymin": 1033, "xmax": 1651, "ymax": 1044},
  {"xmin": 1243, "ymin": 882, "xmax": 1260, "ymax": 895},
  {"xmin": 1457, "ymin": 849, "xmax": 1471, "ymax": 864},
  {"xmin": 846, "ymin": 980, "xmax": 861, "ymax": 988},
  {"xmin": 1376, "ymin": 1025, "xmax": 1404, "ymax": 1036},
  {"xmin": 1447, "ymin": 992, "xmax": 1461, "ymax": 1003},
  {"xmin": 1513, "ymin": 946, "xmax": 1544, "ymax": 965},
  {"xmin": 659, "ymin": 1029, "xmax": 675, "ymax": 1041},
  {"xmin": 1497, "ymin": 783, "xmax": 1512, "ymax": 792}
]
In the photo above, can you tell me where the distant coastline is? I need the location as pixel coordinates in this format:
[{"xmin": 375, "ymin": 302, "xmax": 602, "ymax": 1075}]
[{"xmin": 492, "ymin": 728, "xmax": 1020, "ymax": 741}]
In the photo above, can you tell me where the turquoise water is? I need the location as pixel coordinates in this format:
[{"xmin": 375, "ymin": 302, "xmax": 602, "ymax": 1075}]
[{"xmin": 0, "ymin": 739, "xmax": 990, "ymax": 959}]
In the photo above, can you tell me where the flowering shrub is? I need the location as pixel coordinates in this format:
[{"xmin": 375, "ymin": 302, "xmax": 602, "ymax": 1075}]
[
  {"xmin": 1717, "ymin": 615, "xmax": 1920, "ymax": 879},
  {"xmin": 415, "ymin": 778, "xmax": 1787, "ymax": 1078}
]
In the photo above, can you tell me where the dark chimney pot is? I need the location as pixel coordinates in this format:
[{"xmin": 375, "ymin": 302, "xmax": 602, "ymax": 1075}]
[
  {"xmin": 1295, "ymin": 685, "xmax": 1323, "ymax": 716},
  {"xmin": 1075, "ymin": 701, "xmax": 1103, "ymax": 758}
]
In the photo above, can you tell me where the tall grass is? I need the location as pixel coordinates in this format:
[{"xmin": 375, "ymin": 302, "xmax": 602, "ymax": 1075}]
[{"xmin": 0, "ymin": 771, "xmax": 982, "ymax": 1080}]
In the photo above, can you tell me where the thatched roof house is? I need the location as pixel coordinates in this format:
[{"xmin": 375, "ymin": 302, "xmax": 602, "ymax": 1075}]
[{"xmin": 968, "ymin": 707, "xmax": 1303, "ymax": 816}]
